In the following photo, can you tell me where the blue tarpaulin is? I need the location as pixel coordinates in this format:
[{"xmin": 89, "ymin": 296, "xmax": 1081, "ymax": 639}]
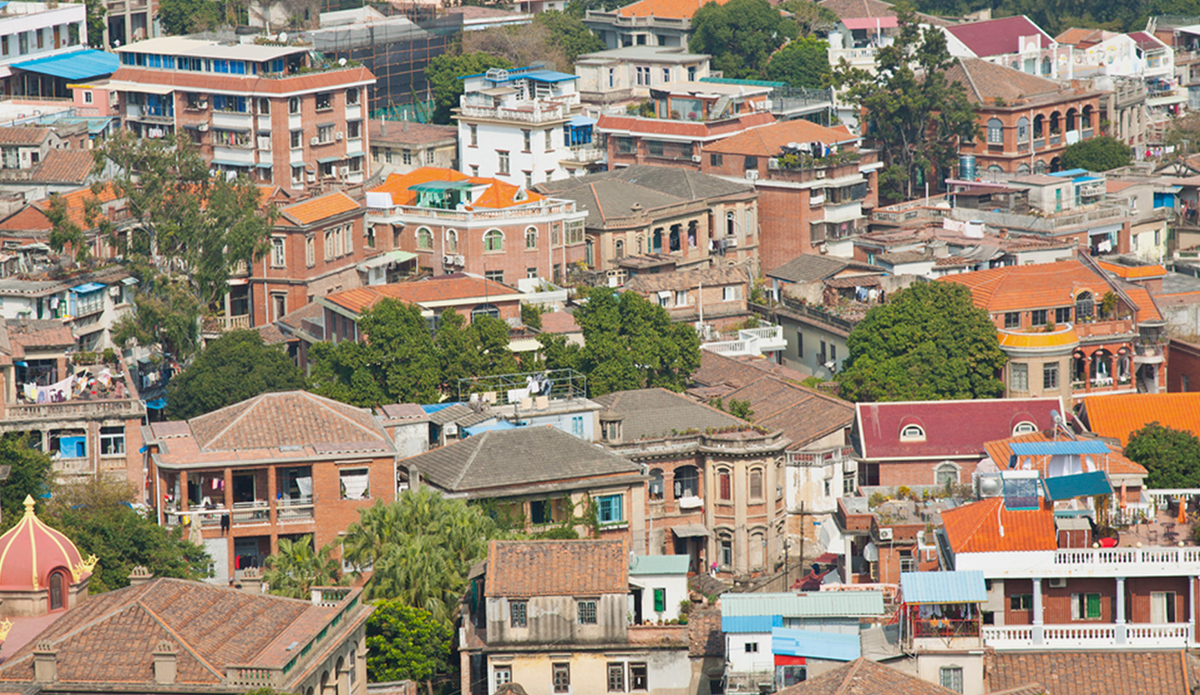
[
  {"xmin": 771, "ymin": 628, "xmax": 860, "ymax": 661},
  {"xmin": 13, "ymin": 50, "xmax": 119, "ymax": 80},
  {"xmin": 145, "ymin": 398, "xmax": 166, "ymax": 410},
  {"xmin": 463, "ymin": 421, "xmax": 517, "ymax": 437},
  {"xmin": 70, "ymin": 282, "xmax": 104, "ymax": 294},
  {"xmin": 1042, "ymin": 471, "xmax": 1112, "ymax": 500}
]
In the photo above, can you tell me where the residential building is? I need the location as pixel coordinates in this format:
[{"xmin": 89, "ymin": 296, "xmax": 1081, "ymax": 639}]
[
  {"xmin": 1090, "ymin": 74, "xmax": 1150, "ymax": 148},
  {"xmin": 104, "ymin": 0, "xmax": 156, "ymax": 48},
  {"xmin": 368, "ymin": 119, "xmax": 457, "ymax": 176},
  {"xmin": 699, "ymin": 119, "xmax": 880, "ymax": 271},
  {"xmin": 1104, "ymin": 177, "xmax": 1174, "ymax": 260},
  {"xmin": 0, "ymin": 265, "xmax": 136, "ymax": 351},
  {"xmin": 626, "ymin": 263, "xmax": 752, "ymax": 327},
  {"xmin": 402, "ymin": 426, "xmax": 643, "ymax": 540},
  {"xmin": 940, "ymin": 254, "xmax": 1168, "ymax": 403},
  {"xmin": 851, "ymin": 397, "xmax": 1062, "ymax": 489},
  {"xmin": 143, "ymin": 390, "xmax": 400, "ymax": 583},
  {"xmin": 583, "ymin": 0, "xmax": 732, "ymax": 50},
  {"xmin": 943, "ymin": 15, "xmax": 1071, "ymax": 80},
  {"xmin": 1167, "ymin": 339, "xmax": 1200, "ymax": 393},
  {"xmin": 0, "ymin": 148, "xmax": 98, "ymax": 197},
  {"xmin": 535, "ymin": 165, "xmax": 759, "ymax": 282},
  {"xmin": 0, "ymin": 126, "xmax": 63, "ymax": 171},
  {"xmin": 0, "ymin": 184, "xmax": 131, "ymax": 261},
  {"xmin": 106, "ymin": 37, "xmax": 374, "ymax": 187},
  {"xmin": 593, "ymin": 388, "xmax": 791, "ymax": 577},
  {"xmin": 897, "ymin": 571, "xmax": 989, "ymax": 695},
  {"xmin": 460, "ymin": 540, "xmax": 695, "ymax": 695},
  {"xmin": 628, "ymin": 554, "xmax": 688, "ymax": 623},
  {"xmin": 849, "ymin": 222, "xmax": 1078, "ymax": 279},
  {"xmin": 574, "ymin": 46, "xmax": 711, "ymax": 108},
  {"xmin": 0, "ymin": 4, "xmax": 119, "ymax": 99},
  {"xmin": 596, "ymin": 81, "xmax": 776, "ymax": 172},
  {"xmin": 365, "ymin": 167, "xmax": 588, "ymax": 285},
  {"xmin": 944, "ymin": 58, "xmax": 1103, "ymax": 177},
  {"xmin": 721, "ymin": 593, "xmax": 886, "ymax": 691},
  {"xmin": 1077, "ymin": 392, "xmax": 1200, "ymax": 445},
  {"xmin": 456, "ymin": 65, "xmax": 595, "ymax": 187}
]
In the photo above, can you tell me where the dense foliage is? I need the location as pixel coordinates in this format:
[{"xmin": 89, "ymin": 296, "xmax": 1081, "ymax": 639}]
[
  {"xmin": 836, "ymin": 282, "xmax": 1007, "ymax": 402},
  {"xmin": 425, "ymin": 53, "xmax": 513, "ymax": 125},
  {"xmin": 1060, "ymin": 136, "xmax": 1133, "ymax": 172},
  {"xmin": 0, "ymin": 434, "xmax": 52, "ymax": 530},
  {"xmin": 689, "ymin": 0, "xmax": 799, "ymax": 78},
  {"xmin": 366, "ymin": 601, "xmax": 454, "ymax": 687},
  {"xmin": 166, "ymin": 330, "xmax": 306, "ymax": 420},
  {"xmin": 1125, "ymin": 423, "xmax": 1200, "ymax": 489},
  {"xmin": 910, "ymin": 0, "xmax": 1163, "ymax": 38},
  {"xmin": 262, "ymin": 536, "xmax": 345, "ymax": 599},
  {"xmin": 766, "ymin": 36, "xmax": 833, "ymax": 90}
]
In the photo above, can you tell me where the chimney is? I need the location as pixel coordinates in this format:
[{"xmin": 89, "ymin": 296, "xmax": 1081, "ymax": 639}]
[
  {"xmin": 240, "ymin": 567, "xmax": 264, "ymax": 594},
  {"xmin": 128, "ymin": 566, "xmax": 153, "ymax": 586},
  {"xmin": 153, "ymin": 641, "xmax": 178, "ymax": 685},
  {"xmin": 33, "ymin": 641, "xmax": 56, "ymax": 683}
]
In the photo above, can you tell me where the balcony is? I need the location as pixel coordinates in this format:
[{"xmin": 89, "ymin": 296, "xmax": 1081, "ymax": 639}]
[
  {"xmin": 957, "ymin": 546, "xmax": 1200, "ymax": 578},
  {"xmin": 982, "ymin": 623, "xmax": 1191, "ymax": 650},
  {"xmin": 459, "ymin": 100, "xmax": 569, "ymax": 124},
  {"xmin": 701, "ymin": 323, "xmax": 786, "ymax": 357},
  {"xmin": 164, "ymin": 497, "xmax": 314, "ymax": 528},
  {"xmin": 202, "ymin": 313, "xmax": 251, "ymax": 333}
]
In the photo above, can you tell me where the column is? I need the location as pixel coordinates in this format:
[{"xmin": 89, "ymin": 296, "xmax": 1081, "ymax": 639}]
[
  {"xmin": 1191, "ymin": 576, "xmax": 1198, "ymax": 646},
  {"xmin": 1032, "ymin": 578, "xmax": 1044, "ymax": 645},
  {"xmin": 224, "ymin": 468, "xmax": 235, "ymax": 583},
  {"xmin": 178, "ymin": 471, "xmax": 189, "ymax": 513},
  {"xmin": 267, "ymin": 465, "xmax": 278, "ymax": 557},
  {"xmin": 1115, "ymin": 577, "xmax": 1127, "ymax": 645}
]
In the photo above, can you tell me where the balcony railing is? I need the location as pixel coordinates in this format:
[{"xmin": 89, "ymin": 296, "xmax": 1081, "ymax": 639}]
[
  {"xmin": 4, "ymin": 398, "xmax": 142, "ymax": 423},
  {"xmin": 202, "ymin": 314, "xmax": 251, "ymax": 333},
  {"xmin": 459, "ymin": 102, "xmax": 568, "ymax": 124},
  {"xmin": 982, "ymin": 623, "xmax": 1191, "ymax": 650},
  {"xmin": 958, "ymin": 546, "xmax": 1200, "ymax": 578},
  {"xmin": 701, "ymin": 323, "xmax": 786, "ymax": 357}
]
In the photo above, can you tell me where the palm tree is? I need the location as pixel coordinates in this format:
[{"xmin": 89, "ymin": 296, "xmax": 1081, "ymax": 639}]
[{"xmin": 262, "ymin": 536, "xmax": 345, "ymax": 599}]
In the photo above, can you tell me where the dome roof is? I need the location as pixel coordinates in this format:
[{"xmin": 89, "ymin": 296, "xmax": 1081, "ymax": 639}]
[{"xmin": 0, "ymin": 496, "xmax": 94, "ymax": 591}]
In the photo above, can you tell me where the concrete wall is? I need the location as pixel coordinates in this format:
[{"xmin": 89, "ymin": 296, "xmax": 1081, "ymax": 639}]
[
  {"xmin": 629, "ymin": 571, "xmax": 688, "ymax": 622},
  {"xmin": 486, "ymin": 593, "xmax": 627, "ymax": 645},
  {"xmin": 487, "ymin": 648, "xmax": 692, "ymax": 695}
]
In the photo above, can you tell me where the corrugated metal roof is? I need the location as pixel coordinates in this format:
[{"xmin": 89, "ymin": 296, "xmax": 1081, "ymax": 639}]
[
  {"xmin": 1010, "ymin": 441, "xmax": 1110, "ymax": 457},
  {"xmin": 1043, "ymin": 471, "xmax": 1112, "ymax": 500},
  {"xmin": 721, "ymin": 592, "xmax": 886, "ymax": 618},
  {"xmin": 629, "ymin": 554, "xmax": 690, "ymax": 576},
  {"xmin": 900, "ymin": 571, "xmax": 987, "ymax": 604},
  {"xmin": 771, "ymin": 627, "xmax": 860, "ymax": 661},
  {"xmin": 13, "ymin": 50, "xmax": 119, "ymax": 80},
  {"xmin": 721, "ymin": 615, "xmax": 780, "ymax": 634}
]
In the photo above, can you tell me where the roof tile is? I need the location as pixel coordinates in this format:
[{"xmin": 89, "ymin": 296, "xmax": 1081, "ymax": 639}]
[
  {"xmin": 486, "ymin": 539, "xmax": 627, "ymax": 597},
  {"xmin": 1081, "ymin": 393, "xmax": 1200, "ymax": 446},
  {"xmin": 855, "ymin": 398, "xmax": 1062, "ymax": 460},
  {"xmin": 281, "ymin": 191, "xmax": 360, "ymax": 226},
  {"xmin": 941, "ymin": 497, "xmax": 1057, "ymax": 554}
]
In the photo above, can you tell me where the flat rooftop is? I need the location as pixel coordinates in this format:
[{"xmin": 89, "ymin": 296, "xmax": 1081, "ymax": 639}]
[{"xmin": 114, "ymin": 37, "xmax": 308, "ymax": 61}]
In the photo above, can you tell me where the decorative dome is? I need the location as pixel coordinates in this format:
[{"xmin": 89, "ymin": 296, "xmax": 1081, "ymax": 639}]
[{"xmin": 0, "ymin": 496, "xmax": 95, "ymax": 591}]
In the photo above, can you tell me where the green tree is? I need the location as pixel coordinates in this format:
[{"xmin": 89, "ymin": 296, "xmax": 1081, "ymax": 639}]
[
  {"xmin": 534, "ymin": 11, "xmax": 605, "ymax": 62},
  {"xmin": 0, "ymin": 434, "xmax": 52, "ymax": 530},
  {"xmin": 110, "ymin": 277, "xmax": 204, "ymax": 363},
  {"xmin": 836, "ymin": 281, "xmax": 1006, "ymax": 402},
  {"xmin": 166, "ymin": 330, "xmax": 306, "ymax": 420},
  {"xmin": 342, "ymin": 488, "xmax": 504, "ymax": 623},
  {"xmin": 157, "ymin": 0, "xmax": 243, "ymax": 34},
  {"xmin": 1060, "ymin": 136, "xmax": 1133, "ymax": 172},
  {"xmin": 308, "ymin": 299, "xmax": 441, "ymax": 407},
  {"xmin": 689, "ymin": 0, "xmax": 798, "ymax": 78},
  {"xmin": 43, "ymin": 477, "xmax": 209, "ymax": 593},
  {"xmin": 766, "ymin": 36, "xmax": 832, "ymax": 89},
  {"xmin": 571, "ymin": 288, "xmax": 700, "ymax": 396},
  {"xmin": 521, "ymin": 303, "xmax": 544, "ymax": 330},
  {"xmin": 262, "ymin": 536, "xmax": 345, "ymax": 599},
  {"xmin": 469, "ymin": 315, "xmax": 521, "ymax": 377},
  {"xmin": 778, "ymin": 0, "xmax": 840, "ymax": 35},
  {"xmin": 728, "ymin": 398, "xmax": 754, "ymax": 420},
  {"xmin": 425, "ymin": 53, "xmax": 513, "ymax": 125},
  {"xmin": 45, "ymin": 193, "xmax": 105, "ymax": 264},
  {"xmin": 831, "ymin": 3, "xmax": 978, "ymax": 202},
  {"xmin": 366, "ymin": 601, "xmax": 454, "ymax": 686},
  {"xmin": 1124, "ymin": 422, "xmax": 1200, "ymax": 489}
]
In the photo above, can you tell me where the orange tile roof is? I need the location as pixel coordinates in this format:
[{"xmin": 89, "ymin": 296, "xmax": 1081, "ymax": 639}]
[
  {"xmin": 1122, "ymin": 284, "xmax": 1162, "ymax": 322},
  {"xmin": 1082, "ymin": 393, "xmax": 1200, "ymax": 446},
  {"xmin": 325, "ymin": 275, "xmax": 517, "ymax": 315},
  {"xmin": 617, "ymin": 0, "xmax": 731, "ymax": 18},
  {"xmin": 0, "ymin": 184, "xmax": 122, "ymax": 233},
  {"xmin": 1096, "ymin": 260, "xmax": 1167, "ymax": 280},
  {"xmin": 280, "ymin": 191, "xmax": 360, "ymax": 226},
  {"xmin": 370, "ymin": 167, "xmax": 544, "ymax": 210},
  {"xmin": 704, "ymin": 118, "xmax": 856, "ymax": 156},
  {"xmin": 982, "ymin": 430, "xmax": 1147, "ymax": 477},
  {"xmin": 941, "ymin": 497, "xmax": 1057, "ymax": 554}
]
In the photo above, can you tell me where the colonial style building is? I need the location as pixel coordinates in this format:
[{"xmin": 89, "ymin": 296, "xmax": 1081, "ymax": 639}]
[
  {"xmin": 583, "ymin": 0, "xmax": 731, "ymax": 49},
  {"xmin": 368, "ymin": 119, "xmax": 457, "ymax": 176},
  {"xmin": 574, "ymin": 46, "xmax": 711, "ymax": 108}
]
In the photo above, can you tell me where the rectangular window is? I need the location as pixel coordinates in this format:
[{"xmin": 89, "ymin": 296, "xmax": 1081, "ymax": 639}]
[
  {"xmin": 305, "ymin": 236, "xmax": 315, "ymax": 267},
  {"xmin": 710, "ymin": 153, "xmax": 722, "ymax": 167},
  {"xmin": 523, "ymin": 130, "xmax": 531, "ymax": 152},
  {"xmin": 315, "ymin": 92, "xmax": 332, "ymax": 110},
  {"xmin": 723, "ymin": 286, "xmax": 738, "ymax": 301},
  {"xmin": 271, "ymin": 237, "xmax": 286, "ymax": 267},
  {"xmin": 745, "ymin": 642, "xmax": 758, "ymax": 653},
  {"xmin": 675, "ymin": 290, "xmax": 688, "ymax": 306},
  {"xmin": 940, "ymin": 667, "xmax": 964, "ymax": 694},
  {"xmin": 288, "ymin": 97, "xmax": 300, "ymax": 114},
  {"xmin": 571, "ymin": 416, "xmax": 584, "ymax": 438},
  {"xmin": 347, "ymin": 120, "xmax": 361, "ymax": 139},
  {"xmin": 2, "ymin": 36, "xmax": 8, "ymax": 56},
  {"xmin": 485, "ymin": 270, "xmax": 504, "ymax": 284},
  {"xmin": 290, "ymin": 130, "xmax": 301, "ymax": 149},
  {"xmin": 617, "ymin": 137, "xmax": 635, "ymax": 155},
  {"xmin": 498, "ymin": 151, "xmax": 510, "ymax": 175},
  {"xmin": 339, "ymin": 467, "xmax": 370, "ymax": 500},
  {"xmin": 843, "ymin": 469, "xmax": 856, "ymax": 495},
  {"xmin": 797, "ymin": 331, "xmax": 803, "ymax": 357},
  {"xmin": 1010, "ymin": 363, "xmax": 1028, "ymax": 392},
  {"xmin": 597, "ymin": 494, "xmax": 623, "ymax": 524},
  {"xmin": 495, "ymin": 667, "xmax": 512, "ymax": 689},
  {"xmin": 1004, "ymin": 311, "xmax": 1020, "ymax": 328},
  {"xmin": 553, "ymin": 664, "xmax": 570, "ymax": 693},
  {"xmin": 577, "ymin": 601, "xmax": 597, "ymax": 625},
  {"xmin": 511, "ymin": 600, "xmax": 527, "ymax": 627},
  {"xmin": 545, "ymin": 129, "xmax": 553, "ymax": 150},
  {"xmin": 1031, "ymin": 309, "xmax": 1048, "ymax": 326},
  {"xmin": 99, "ymin": 426, "xmax": 125, "ymax": 456},
  {"xmin": 1010, "ymin": 594, "xmax": 1032, "ymax": 610},
  {"xmin": 1056, "ymin": 307, "xmax": 1072, "ymax": 324},
  {"xmin": 318, "ymin": 124, "xmax": 333, "ymax": 144},
  {"xmin": 426, "ymin": 149, "xmax": 435, "ymax": 165},
  {"xmin": 346, "ymin": 88, "xmax": 359, "ymax": 105},
  {"xmin": 607, "ymin": 663, "xmax": 625, "ymax": 692},
  {"xmin": 719, "ymin": 539, "xmax": 732, "ymax": 567},
  {"xmin": 653, "ymin": 587, "xmax": 666, "ymax": 613},
  {"xmin": 1043, "ymin": 362, "xmax": 1059, "ymax": 390},
  {"xmin": 469, "ymin": 124, "xmax": 478, "ymax": 147},
  {"xmin": 629, "ymin": 663, "xmax": 647, "ymax": 691},
  {"xmin": 1151, "ymin": 591, "xmax": 1177, "ymax": 623},
  {"xmin": 1073, "ymin": 593, "xmax": 1102, "ymax": 619}
]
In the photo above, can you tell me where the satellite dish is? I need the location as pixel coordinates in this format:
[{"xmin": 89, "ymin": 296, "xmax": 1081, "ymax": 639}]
[
  {"xmin": 338, "ymin": 57, "xmax": 347, "ymax": 66},
  {"xmin": 279, "ymin": 32, "xmax": 288, "ymax": 42}
]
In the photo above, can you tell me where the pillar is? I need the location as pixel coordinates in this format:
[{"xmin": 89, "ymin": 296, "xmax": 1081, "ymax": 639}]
[
  {"xmin": 178, "ymin": 471, "xmax": 189, "ymax": 512},
  {"xmin": 267, "ymin": 465, "xmax": 278, "ymax": 556},
  {"xmin": 224, "ymin": 467, "xmax": 234, "ymax": 582},
  {"xmin": 1115, "ymin": 577, "xmax": 1127, "ymax": 644},
  {"xmin": 1032, "ymin": 578, "xmax": 1044, "ymax": 645},
  {"xmin": 1191, "ymin": 576, "xmax": 1198, "ymax": 645}
]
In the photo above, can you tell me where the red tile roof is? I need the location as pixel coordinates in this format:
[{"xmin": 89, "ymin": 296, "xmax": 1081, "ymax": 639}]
[
  {"xmin": 778, "ymin": 658, "xmax": 964, "ymax": 695},
  {"xmin": 856, "ymin": 398, "xmax": 1063, "ymax": 460},
  {"xmin": 538, "ymin": 310, "xmax": 580, "ymax": 334},
  {"xmin": 617, "ymin": 0, "xmax": 731, "ymax": 19},
  {"xmin": 941, "ymin": 497, "xmax": 1057, "ymax": 554},
  {"xmin": 30, "ymin": 149, "xmax": 94, "ymax": 184},
  {"xmin": 0, "ymin": 127, "xmax": 50, "ymax": 146},
  {"xmin": 368, "ymin": 119, "xmax": 456, "ymax": 146},
  {"xmin": 186, "ymin": 390, "xmax": 389, "ymax": 451},
  {"xmin": 0, "ymin": 184, "xmax": 121, "ymax": 233},
  {"xmin": 280, "ymin": 191, "xmax": 360, "ymax": 226},
  {"xmin": 1096, "ymin": 260, "xmax": 1167, "ymax": 279},
  {"xmin": 1081, "ymin": 393, "xmax": 1200, "ymax": 446},
  {"xmin": 370, "ymin": 167, "xmax": 544, "ymax": 209},
  {"xmin": 705, "ymin": 118, "xmax": 856, "ymax": 156},
  {"xmin": 987, "ymin": 650, "xmax": 1193, "ymax": 695},
  {"xmin": 982, "ymin": 429, "xmax": 1148, "ymax": 477},
  {"xmin": 1129, "ymin": 31, "xmax": 1166, "ymax": 50},
  {"xmin": 485, "ymin": 539, "xmax": 627, "ymax": 598},
  {"xmin": 945, "ymin": 15, "xmax": 1052, "ymax": 58},
  {"xmin": 325, "ymin": 275, "xmax": 517, "ymax": 315}
]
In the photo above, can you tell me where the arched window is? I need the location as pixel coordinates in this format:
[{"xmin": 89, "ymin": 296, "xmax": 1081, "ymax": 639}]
[
  {"xmin": 988, "ymin": 165, "xmax": 1004, "ymax": 173},
  {"xmin": 718, "ymin": 469, "xmax": 732, "ymax": 501},
  {"xmin": 1017, "ymin": 116, "xmax": 1030, "ymax": 143},
  {"xmin": 1075, "ymin": 291, "xmax": 1094, "ymax": 322},
  {"xmin": 726, "ymin": 211, "xmax": 735, "ymax": 236},
  {"xmin": 636, "ymin": 236, "xmax": 644, "ymax": 255},
  {"xmin": 749, "ymin": 529, "xmax": 765, "ymax": 570},
  {"xmin": 935, "ymin": 463, "xmax": 959, "ymax": 487},
  {"xmin": 1033, "ymin": 160, "xmax": 1047, "ymax": 175},
  {"xmin": 335, "ymin": 656, "xmax": 346, "ymax": 695},
  {"xmin": 987, "ymin": 118, "xmax": 1004, "ymax": 145},
  {"xmin": 749, "ymin": 468, "xmax": 763, "ymax": 500},
  {"xmin": 49, "ymin": 569, "xmax": 65, "ymax": 610},
  {"xmin": 416, "ymin": 227, "xmax": 432, "ymax": 250},
  {"xmin": 525, "ymin": 227, "xmax": 538, "ymax": 249},
  {"xmin": 674, "ymin": 465, "xmax": 699, "ymax": 498},
  {"xmin": 1033, "ymin": 114, "xmax": 1044, "ymax": 139},
  {"xmin": 649, "ymin": 468, "xmax": 664, "ymax": 500},
  {"xmin": 471, "ymin": 303, "xmax": 500, "ymax": 321},
  {"xmin": 483, "ymin": 229, "xmax": 504, "ymax": 252},
  {"xmin": 900, "ymin": 424, "xmax": 926, "ymax": 441},
  {"xmin": 615, "ymin": 240, "xmax": 625, "ymax": 259},
  {"xmin": 1017, "ymin": 162, "xmax": 1030, "ymax": 175},
  {"xmin": 1081, "ymin": 105, "xmax": 1093, "ymax": 129},
  {"xmin": 1049, "ymin": 111, "xmax": 1061, "ymax": 135},
  {"xmin": 1013, "ymin": 421, "xmax": 1037, "ymax": 435},
  {"xmin": 1041, "ymin": 56, "xmax": 1052, "ymax": 76},
  {"xmin": 1066, "ymin": 108, "xmax": 1078, "ymax": 132},
  {"xmin": 445, "ymin": 229, "xmax": 458, "ymax": 253}
]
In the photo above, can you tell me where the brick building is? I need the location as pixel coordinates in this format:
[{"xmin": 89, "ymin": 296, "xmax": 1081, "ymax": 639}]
[
  {"xmin": 1167, "ymin": 339, "xmax": 1200, "ymax": 392},
  {"xmin": 365, "ymin": 167, "xmax": 587, "ymax": 286},
  {"xmin": 945, "ymin": 58, "xmax": 1103, "ymax": 177},
  {"xmin": 368, "ymin": 119, "xmax": 457, "ymax": 176},
  {"xmin": 699, "ymin": 119, "xmax": 880, "ymax": 271},
  {"xmin": 144, "ymin": 390, "xmax": 399, "ymax": 584},
  {"xmin": 626, "ymin": 264, "xmax": 751, "ymax": 326},
  {"xmin": 106, "ymin": 37, "xmax": 374, "ymax": 188}
]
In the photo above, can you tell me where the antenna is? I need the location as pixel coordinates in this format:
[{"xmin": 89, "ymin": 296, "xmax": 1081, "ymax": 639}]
[
  {"xmin": 338, "ymin": 58, "xmax": 347, "ymax": 67},
  {"xmin": 279, "ymin": 32, "xmax": 288, "ymax": 43}
]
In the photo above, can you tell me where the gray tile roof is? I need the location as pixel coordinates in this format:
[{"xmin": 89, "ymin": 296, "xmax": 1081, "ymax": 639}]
[
  {"xmin": 626, "ymin": 263, "xmax": 749, "ymax": 293},
  {"xmin": 592, "ymin": 388, "xmax": 743, "ymax": 440},
  {"xmin": 767, "ymin": 254, "xmax": 854, "ymax": 283},
  {"xmin": 186, "ymin": 391, "xmax": 390, "ymax": 452},
  {"xmin": 409, "ymin": 426, "xmax": 641, "ymax": 494}
]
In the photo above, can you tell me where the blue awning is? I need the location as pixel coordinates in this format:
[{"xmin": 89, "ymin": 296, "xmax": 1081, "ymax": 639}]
[
  {"xmin": 317, "ymin": 156, "xmax": 342, "ymax": 164},
  {"xmin": 1010, "ymin": 440, "xmax": 1110, "ymax": 458},
  {"xmin": 210, "ymin": 160, "xmax": 250, "ymax": 167},
  {"xmin": 463, "ymin": 421, "xmax": 517, "ymax": 437},
  {"xmin": 772, "ymin": 628, "xmax": 860, "ymax": 661},
  {"xmin": 70, "ymin": 282, "xmax": 104, "ymax": 294},
  {"xmin": 568, "ymin": 115, "xmax": 597, "ymax": 127},
  {"xmin": 901, "ymin": 571, "xmax": 987, "ymax": 604},
  {"xmin": 13, "ymin": 50, "xmax": 119, "ymax": 80},
  {"xmin": 1043, "ymin": 471, "xmax": 1112, "ymax": 500},
  {"xmin": 144, "ymin": 398, "xmax": 166, "ymax": 410}
]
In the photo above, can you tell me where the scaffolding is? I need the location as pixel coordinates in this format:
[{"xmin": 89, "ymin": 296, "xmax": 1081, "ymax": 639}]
[{"xmin": 457, "ymin": 368, "xmax": 588, "ymax": 405}]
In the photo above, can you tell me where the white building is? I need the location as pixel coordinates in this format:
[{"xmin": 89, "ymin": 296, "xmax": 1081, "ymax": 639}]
[
  {"xmin": 574, "ymin": 46, "xmax": 710, "ymax": 108},
  {"xmin": 456, "ymin": 65, "xmax": 596, "ymax": 187},
  {"xmin": 628, "ymin": 554, "xmax": 689, "ymax": 623},
  {"xmin": 0, "ymin": 267, "xmax": 136, "ymax": 351}
]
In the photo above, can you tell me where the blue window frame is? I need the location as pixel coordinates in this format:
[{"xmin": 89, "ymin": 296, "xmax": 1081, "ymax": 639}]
[{"xmin": 597, "ymin": 494, "xmax": 623, "ymax": 524}]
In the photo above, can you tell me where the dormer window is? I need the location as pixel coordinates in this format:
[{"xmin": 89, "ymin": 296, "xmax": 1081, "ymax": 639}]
[
  {"xmin": 900, "ymin": 424, "xmax": 925, "ymax": 442},
  {"xmin": 1013, "ymin": 421, "xmax": 1037, "ymax": 435}
]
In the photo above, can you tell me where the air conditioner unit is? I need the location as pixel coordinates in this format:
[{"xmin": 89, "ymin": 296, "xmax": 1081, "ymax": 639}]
[
  {"xmin": 338, "ymin": 166, "xmax": 349, "ymax": 177},
  {"xmin": 745, "ymin": 169, "xmax": 759, "ymax": 180},
  {"xmin": 335, "ymin": 131, "xmax": 344, "ymax": 141},
  {"xmin": 768, "ymin": 157, "xmax": 779, "ymax": 170},
  {"xmin": 878, "ymin": 528, "xmax": 893, "ymax": 541},
  {"xmin": 444, "ymin": 422, "xmax": 458, "ymax": 436},
  {"xmin": 306, "ymin": 172, "xmax": 316, "ymax": 183},
  {"xmin": 310, "ymin": 136, "xmax": 320, "ymax": 146},
  {"xmin": 454, "ymin": 254, "xmax": 465, "ymax": 265},
  {"xmin": 815, "ymin": 170, "xmax": 826, "ymax": 179},
  {"xmin": 1049, "ymin": 578, "xmax": 1067, "ymax": 588},
  {"xmin": 443, "ymin": 254, "xmax": 455, "ymax": 265},
  {"xmin": 691, "ymin": 155, "xmax": 701, "ymax": 163},
  {"xmin": 197, "ymin": 123, "xmax": 209, "ymax": 132}
]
